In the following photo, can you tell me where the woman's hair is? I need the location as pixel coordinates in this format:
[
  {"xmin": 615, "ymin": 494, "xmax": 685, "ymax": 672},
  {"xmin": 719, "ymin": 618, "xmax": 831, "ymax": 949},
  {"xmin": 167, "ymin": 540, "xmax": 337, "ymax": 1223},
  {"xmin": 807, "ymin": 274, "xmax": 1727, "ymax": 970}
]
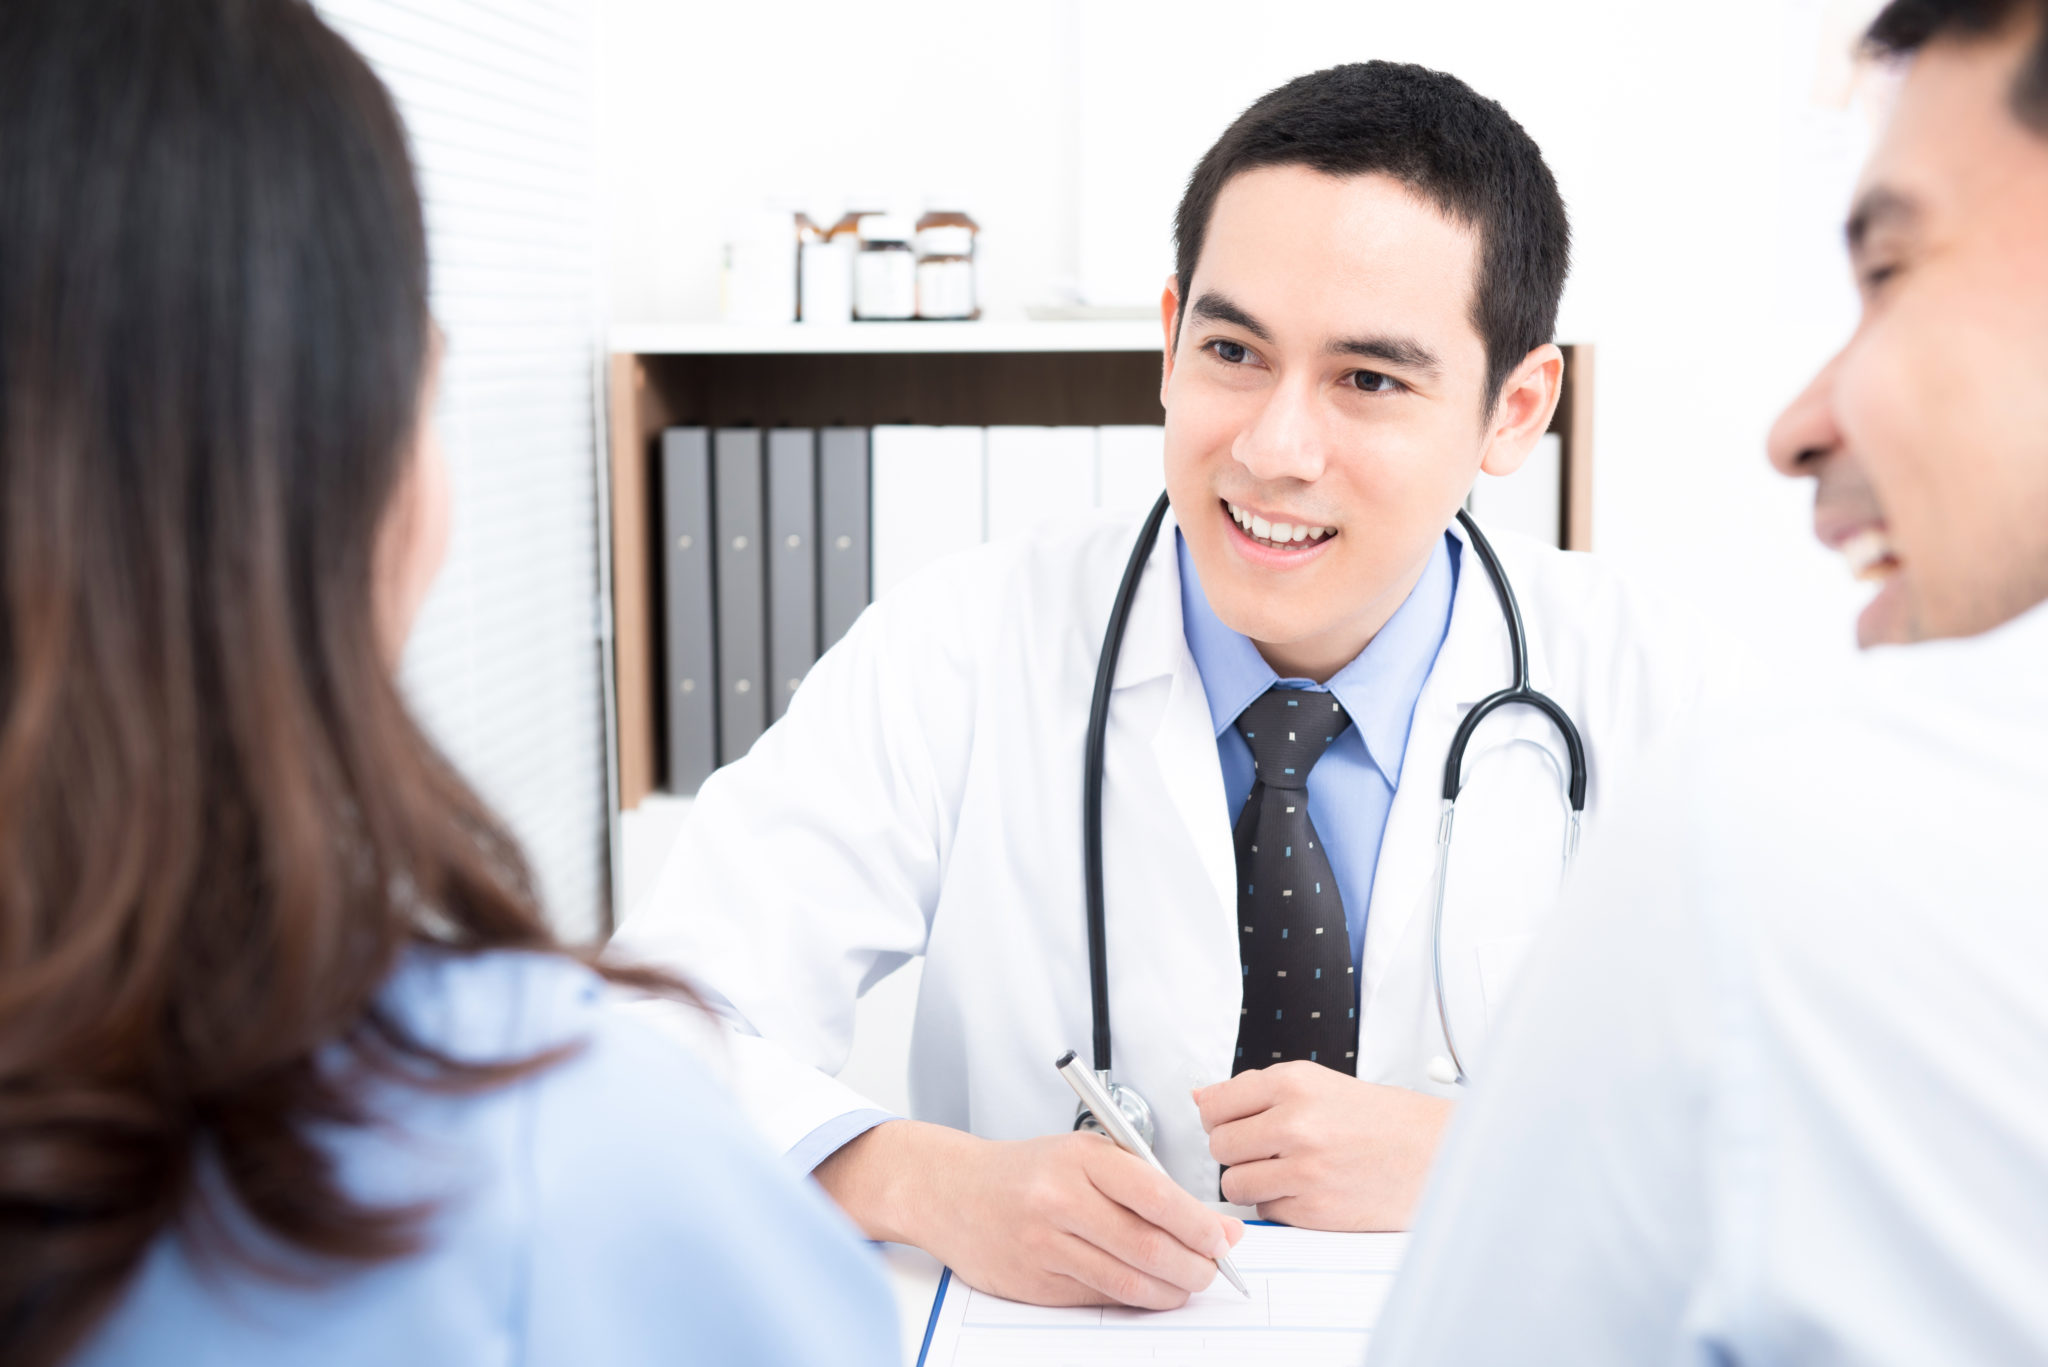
[{"xmin": 0, "ymin": 4, "xmax": 665, "ymax": 1362}]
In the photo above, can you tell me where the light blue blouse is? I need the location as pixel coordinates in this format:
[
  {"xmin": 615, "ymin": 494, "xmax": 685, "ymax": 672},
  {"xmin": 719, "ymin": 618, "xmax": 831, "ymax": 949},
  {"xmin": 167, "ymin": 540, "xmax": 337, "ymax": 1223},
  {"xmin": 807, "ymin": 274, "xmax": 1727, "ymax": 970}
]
[{"xmin": 74, "ymin": 950, "xmax": 898, "ymax": 1366}]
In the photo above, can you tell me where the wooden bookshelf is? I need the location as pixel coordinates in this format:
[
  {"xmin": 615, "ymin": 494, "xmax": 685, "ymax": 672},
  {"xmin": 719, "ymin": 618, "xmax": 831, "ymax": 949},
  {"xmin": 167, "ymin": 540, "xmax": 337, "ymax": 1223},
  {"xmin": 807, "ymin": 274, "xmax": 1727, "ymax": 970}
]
[{"xmin": 605, "ymin": 325, "xmax": 1592, "ymax": 810}]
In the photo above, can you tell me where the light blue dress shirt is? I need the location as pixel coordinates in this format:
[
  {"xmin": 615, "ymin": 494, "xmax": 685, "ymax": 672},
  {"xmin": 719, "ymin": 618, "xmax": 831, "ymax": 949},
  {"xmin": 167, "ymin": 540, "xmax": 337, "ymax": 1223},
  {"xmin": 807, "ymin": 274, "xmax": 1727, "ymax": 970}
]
[
  {"xmin": 1177, "ymin": 529, "xmax": 1459, "ymax": 977},
  {"xmin": 74, "ymin": 950, "xmax": 898, "ymax": 1367}
]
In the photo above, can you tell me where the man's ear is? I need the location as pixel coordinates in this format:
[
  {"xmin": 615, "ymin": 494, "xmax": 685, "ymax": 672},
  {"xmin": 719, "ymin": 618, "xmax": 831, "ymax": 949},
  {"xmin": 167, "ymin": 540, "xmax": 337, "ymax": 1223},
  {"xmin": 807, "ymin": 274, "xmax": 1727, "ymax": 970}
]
[
  {"xmin": 1158, "ymin": 274, "xmax": 1182, "ymax": 409},
  {"xmin": 1477, "ymin": 344, "xmax": 1564, "ymax": 477}
]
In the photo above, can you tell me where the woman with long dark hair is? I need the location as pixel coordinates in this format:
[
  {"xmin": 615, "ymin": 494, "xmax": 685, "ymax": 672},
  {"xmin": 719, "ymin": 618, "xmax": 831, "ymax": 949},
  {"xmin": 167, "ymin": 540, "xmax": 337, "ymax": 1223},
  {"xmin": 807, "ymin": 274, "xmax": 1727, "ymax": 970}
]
[{"xmin": 0, "ymin": 3, "xmax": 897, "ymax": 1364}]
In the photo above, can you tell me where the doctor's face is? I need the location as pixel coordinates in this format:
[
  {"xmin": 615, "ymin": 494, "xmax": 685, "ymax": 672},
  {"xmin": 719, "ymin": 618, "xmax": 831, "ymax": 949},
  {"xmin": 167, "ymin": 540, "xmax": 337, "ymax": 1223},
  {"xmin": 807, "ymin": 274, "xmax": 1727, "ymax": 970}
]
[
  {"xmin": 1160, "ymin": 166, "xmax": 1558, "ymax": 681},
  {"xmin": 1769, "ymin": 17, "xmax": 2048, "ymax": 647}
]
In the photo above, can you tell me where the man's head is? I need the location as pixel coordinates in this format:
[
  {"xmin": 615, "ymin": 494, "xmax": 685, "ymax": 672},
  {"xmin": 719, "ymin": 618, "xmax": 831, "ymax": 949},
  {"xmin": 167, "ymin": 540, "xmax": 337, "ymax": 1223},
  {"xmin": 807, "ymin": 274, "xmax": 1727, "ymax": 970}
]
[
  {"xmin": 1160, "ymin": 63, "xmax": 1570, "ymax": 681},
  {"xmin": 1769, "ymin": 1, "xmax": 2048, "ymax": 647}
]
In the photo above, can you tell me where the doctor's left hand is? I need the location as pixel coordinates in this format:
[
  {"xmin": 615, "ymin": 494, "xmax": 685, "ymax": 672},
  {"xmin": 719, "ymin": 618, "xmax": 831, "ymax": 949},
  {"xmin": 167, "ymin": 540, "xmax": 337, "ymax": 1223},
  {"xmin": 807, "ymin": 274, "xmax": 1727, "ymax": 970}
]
[{"xmin": 1194, "ymin": 1063, "xmax": 1452, "ymax": 1231}]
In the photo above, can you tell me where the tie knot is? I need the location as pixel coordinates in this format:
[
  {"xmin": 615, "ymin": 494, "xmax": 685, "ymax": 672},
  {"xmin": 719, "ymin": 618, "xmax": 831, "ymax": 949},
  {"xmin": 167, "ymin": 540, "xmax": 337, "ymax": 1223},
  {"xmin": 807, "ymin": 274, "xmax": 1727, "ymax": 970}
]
[{"xmin": 1234, "ymin": 687, "xmax": 1351, "ymax": 790}]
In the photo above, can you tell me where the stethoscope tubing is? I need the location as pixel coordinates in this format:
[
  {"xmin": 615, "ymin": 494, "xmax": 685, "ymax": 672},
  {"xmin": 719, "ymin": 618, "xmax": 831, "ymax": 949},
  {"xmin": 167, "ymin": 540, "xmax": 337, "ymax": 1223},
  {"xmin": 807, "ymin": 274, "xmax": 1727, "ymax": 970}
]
[
  {"xmin": 1081, "ymin": 491, "xmax": 1176, "ymax": 1074},
  {"xmin": 1082, "ymin": 497, "xmax": 1589, "ymax": 1093},
  {"xmin": 1430, "ymin": 511, "xmax": 1588, "ymax": 1084}
]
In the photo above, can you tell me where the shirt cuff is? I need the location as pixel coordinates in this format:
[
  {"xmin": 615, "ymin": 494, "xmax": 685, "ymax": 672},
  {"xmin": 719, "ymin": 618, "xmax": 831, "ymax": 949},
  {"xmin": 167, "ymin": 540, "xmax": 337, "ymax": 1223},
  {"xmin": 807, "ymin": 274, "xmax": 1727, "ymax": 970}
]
[{"xmin": 784, "ymin": 1108, "xmax": 898, "ymax": 1176}]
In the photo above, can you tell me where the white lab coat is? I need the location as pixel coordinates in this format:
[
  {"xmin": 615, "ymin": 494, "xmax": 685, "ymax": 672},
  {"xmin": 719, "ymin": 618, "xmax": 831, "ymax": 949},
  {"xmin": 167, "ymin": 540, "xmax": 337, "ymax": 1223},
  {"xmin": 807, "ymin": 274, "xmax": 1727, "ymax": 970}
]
[{"xmin": 613, "ymin": 508, "xmax": 1688, "ymax": 1195}]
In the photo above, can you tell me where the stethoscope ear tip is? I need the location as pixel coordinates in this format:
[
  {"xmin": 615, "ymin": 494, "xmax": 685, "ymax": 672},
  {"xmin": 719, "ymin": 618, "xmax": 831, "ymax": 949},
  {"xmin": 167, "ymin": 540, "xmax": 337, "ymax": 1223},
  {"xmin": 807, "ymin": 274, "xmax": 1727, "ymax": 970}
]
[{"xmin": 1427, "ymin": 1056, "xmax": 1463, "ymax": 1087}]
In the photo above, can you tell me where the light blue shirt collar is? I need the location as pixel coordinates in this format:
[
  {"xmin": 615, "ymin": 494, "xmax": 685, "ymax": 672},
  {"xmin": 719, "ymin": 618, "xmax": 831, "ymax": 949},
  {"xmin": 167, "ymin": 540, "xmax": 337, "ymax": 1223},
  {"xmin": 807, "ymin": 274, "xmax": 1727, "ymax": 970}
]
[{"xmin": 1176, "ymin": 529, "xmax": 1459, "ymax": 790}]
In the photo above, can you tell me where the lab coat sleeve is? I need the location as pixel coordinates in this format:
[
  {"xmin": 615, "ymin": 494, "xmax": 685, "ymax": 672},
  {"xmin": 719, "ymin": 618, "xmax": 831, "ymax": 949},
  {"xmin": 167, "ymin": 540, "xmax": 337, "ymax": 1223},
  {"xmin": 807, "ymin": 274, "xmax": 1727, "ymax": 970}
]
[{"xmin": 609, "ymin": 555, "xmax": 987, "ymax": 1155}]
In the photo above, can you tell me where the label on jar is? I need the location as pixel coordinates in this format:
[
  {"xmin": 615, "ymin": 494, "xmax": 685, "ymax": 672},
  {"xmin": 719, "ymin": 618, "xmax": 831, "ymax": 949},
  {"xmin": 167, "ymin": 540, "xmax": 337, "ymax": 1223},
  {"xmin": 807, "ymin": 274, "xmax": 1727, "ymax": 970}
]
[
  {"xmin": 916, "ymin": 224, "xmax": 975, "ymax": 259},
  {"xmin": 916, "ymin": 257, "xmax": 977, "ymax": 319},
  {"xmin": 854, "ymin": 246, "xmax": 917, "ymax": 320}
]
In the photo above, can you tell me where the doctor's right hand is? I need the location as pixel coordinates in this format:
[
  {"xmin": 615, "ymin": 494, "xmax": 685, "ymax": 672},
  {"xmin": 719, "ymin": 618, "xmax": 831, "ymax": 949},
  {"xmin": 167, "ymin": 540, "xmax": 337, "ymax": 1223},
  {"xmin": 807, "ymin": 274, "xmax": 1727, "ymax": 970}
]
[{"xmin": 814, "ymin": 1119, "xmax": 1243, "ymax": 1309}]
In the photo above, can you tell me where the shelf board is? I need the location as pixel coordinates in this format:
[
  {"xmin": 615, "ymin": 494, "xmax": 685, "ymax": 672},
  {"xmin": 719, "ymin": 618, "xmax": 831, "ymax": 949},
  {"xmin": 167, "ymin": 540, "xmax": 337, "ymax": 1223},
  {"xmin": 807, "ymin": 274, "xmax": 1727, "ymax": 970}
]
[
  {"xmin": 610, "ymin": 319, "xmax": 1163, "ymax": 356},
  {"xmin": 603, "ymin": 337, "xmax": 1595, "ymax": 813}
]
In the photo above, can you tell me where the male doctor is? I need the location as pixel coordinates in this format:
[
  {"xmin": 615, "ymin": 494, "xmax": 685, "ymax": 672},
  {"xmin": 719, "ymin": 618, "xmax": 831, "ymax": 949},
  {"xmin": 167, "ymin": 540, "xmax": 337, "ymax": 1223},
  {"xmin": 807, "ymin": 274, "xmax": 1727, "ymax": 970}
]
[{"xmin": 616, "ymin": 61, "xmax": 1679, "ymax": 1310}]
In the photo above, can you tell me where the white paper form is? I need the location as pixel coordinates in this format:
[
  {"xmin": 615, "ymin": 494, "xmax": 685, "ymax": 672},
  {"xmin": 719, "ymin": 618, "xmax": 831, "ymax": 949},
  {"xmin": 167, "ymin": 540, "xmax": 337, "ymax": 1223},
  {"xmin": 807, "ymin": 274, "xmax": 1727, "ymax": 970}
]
[{"xmin": 917, "ymin": 1224, "xmax": 1406, "ymax": 1365}]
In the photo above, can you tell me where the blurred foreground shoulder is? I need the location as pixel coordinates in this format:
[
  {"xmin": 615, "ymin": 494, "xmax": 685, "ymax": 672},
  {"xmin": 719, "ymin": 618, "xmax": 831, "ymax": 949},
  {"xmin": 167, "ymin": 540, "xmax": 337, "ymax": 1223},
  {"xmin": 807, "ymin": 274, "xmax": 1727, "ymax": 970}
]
[
  {"xmin": 478, "ymin": 952, "xmax": 900, "ymax": 1367},
  {"xmin": 69, "ymin": 950, "xmax": 899, "ymax": 1366}
]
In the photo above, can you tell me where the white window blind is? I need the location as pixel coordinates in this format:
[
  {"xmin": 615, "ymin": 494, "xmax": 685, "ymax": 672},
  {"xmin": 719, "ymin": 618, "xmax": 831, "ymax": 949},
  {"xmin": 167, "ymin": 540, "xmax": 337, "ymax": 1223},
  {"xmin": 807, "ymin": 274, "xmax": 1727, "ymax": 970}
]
[{"xmin": 317, "ymin": 0, "xmax": 612, "ymax": 941}]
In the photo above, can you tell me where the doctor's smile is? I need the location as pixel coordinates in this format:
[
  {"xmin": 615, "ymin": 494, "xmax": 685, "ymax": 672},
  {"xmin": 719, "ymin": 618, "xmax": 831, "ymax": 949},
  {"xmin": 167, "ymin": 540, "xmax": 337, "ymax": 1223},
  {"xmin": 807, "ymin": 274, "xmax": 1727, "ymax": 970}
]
[{"xmin": 1221, "ymin": 498, "xmax": 1339, "ymax": 559}]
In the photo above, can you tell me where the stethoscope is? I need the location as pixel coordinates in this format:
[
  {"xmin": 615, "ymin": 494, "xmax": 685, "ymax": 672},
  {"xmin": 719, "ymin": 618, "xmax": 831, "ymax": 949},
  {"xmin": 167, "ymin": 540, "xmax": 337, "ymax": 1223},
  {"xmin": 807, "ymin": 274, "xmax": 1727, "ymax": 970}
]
[{"xmin": 1073, "ymin": 493, "xmax": 1587, "ymax": 1145}]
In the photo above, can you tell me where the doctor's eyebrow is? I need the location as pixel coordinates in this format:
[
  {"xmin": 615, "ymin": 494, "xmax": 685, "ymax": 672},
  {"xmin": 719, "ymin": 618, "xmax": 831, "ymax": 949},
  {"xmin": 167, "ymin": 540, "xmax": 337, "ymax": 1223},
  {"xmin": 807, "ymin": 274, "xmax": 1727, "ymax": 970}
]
[
  {"xmin": 1187, "ymin": 291, "xmax": 1273, "ymax": 341},
  {"xmin": 1189, "ymin": 290, "xmax": 1439, "ymax": 376},
  {"xmin": 1326, "ymin": 333, "xmax": 1441, "ymax": 376}
]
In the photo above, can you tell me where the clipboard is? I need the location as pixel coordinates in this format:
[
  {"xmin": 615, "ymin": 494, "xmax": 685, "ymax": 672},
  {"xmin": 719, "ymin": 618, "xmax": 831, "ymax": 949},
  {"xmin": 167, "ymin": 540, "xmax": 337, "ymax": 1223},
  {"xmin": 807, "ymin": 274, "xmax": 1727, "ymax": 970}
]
[{"xmin": 915, "ymin": 1222, "xmax": 1405, "ymax": 1365}]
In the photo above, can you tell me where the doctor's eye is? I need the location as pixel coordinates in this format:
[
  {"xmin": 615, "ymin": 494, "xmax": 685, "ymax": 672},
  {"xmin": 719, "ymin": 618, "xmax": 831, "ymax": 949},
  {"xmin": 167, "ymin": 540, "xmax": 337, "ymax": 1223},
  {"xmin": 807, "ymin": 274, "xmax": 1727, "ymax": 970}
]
[
  {"xmin": 1204, "ymin": 338, "xmax": 1255, "ymax": 366},
  {"xmin": 1345, "ymin": 369, "xmax": 1404, "ymax": 394},
  {"xmin": 1858, "ymin": 261, "xmax": 1901, "ymax": 294}
]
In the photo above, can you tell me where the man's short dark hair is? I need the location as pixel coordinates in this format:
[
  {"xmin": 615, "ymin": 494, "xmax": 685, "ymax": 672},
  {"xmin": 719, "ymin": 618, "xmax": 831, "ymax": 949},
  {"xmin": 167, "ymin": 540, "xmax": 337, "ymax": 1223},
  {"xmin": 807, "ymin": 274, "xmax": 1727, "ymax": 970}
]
[
  {"xmin": 1867, "ymin": 0, "xmax": 2048, "ymax": 132},
  {"xmin": 1172, "ymin": 61, "xmax": 1569, "ymax": 409}
]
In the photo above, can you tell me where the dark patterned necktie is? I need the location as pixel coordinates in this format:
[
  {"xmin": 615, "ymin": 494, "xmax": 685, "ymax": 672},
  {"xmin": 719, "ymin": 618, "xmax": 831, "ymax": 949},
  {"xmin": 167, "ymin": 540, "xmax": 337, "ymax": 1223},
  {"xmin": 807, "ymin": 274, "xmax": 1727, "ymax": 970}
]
[{"xmin": 1231, "ymin": 687, "xmax": 1357, "ymax": 1076}]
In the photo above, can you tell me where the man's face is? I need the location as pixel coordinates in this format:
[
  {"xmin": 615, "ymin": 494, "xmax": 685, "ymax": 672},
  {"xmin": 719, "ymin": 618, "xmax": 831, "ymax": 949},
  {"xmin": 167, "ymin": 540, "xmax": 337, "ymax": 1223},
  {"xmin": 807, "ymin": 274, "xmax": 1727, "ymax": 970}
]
[
  {"xmin": 1161, "ymin": 166, "xmax": 1556, "ymax": 681},
  {"xmin": 1769, "ymin": 19, "xmax": 2048, "ymax": 647}
]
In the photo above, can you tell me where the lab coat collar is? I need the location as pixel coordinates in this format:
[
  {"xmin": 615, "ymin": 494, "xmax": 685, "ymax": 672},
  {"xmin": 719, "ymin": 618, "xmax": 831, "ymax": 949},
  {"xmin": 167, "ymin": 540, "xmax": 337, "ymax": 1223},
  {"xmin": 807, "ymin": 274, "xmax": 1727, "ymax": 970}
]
[
  {"xmin": 1100, "ymin": 506, "xmax": 1239, "ymax": 944},
  {"xmin": 1432, "ymin": 516, "xmax": 1549, "ymax": 710},
  {"xmin": 1107, "ymin": 505, "xmax": 1195, "ymax": 693}
]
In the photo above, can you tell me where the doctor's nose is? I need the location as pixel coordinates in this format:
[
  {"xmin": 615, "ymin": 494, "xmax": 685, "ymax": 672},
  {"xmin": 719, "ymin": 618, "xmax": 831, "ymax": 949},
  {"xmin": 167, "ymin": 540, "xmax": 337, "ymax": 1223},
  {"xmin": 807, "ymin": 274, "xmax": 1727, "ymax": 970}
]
[
  {"xmin": 1232, "ymin": 378, "xmax": 1332, "ymax": 486},
  {"xmin": 1768, "ymin": 352, "xmax": 1844, "ymax": 481}
]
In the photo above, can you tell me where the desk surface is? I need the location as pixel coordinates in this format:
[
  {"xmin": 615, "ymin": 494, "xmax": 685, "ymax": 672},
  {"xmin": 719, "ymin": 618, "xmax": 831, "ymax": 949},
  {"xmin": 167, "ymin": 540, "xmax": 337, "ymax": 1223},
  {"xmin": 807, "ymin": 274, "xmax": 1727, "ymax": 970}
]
[{"xmin": 877, "ymin": 1242, "xmax": 946, "ymax": 1366}]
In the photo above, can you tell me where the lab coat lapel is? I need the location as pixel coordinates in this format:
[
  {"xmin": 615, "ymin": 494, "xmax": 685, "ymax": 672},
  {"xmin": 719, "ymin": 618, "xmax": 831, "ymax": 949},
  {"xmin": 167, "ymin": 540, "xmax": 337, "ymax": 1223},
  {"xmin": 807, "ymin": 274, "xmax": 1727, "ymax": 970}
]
[
  {"xmin": 1108, "ymin": 509, "xmax": 1238, "ymax": 932},
  {"xmin": 1090, "ymin": 508, "xmax": 1240, "ymax": 1180},
  {"xmin": 1358, "ymin": 520, "xmax": 1516, "ymax": 1012}
]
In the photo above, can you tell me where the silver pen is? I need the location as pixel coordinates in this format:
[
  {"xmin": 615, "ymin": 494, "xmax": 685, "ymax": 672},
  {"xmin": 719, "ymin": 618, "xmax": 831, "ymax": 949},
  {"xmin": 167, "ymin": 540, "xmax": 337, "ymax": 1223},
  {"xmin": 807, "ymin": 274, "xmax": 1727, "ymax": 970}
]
[{"xmin": 1054, "ymin": 1050, "xmax": 1250, "ymax": 1299}]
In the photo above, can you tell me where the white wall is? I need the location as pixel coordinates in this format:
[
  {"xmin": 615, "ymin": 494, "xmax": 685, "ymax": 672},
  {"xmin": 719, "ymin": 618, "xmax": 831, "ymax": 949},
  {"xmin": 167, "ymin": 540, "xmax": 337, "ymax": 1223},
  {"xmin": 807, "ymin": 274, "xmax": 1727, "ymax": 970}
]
[
  {"xmin": 324, "ymin": 0, "xmax": 614, "ymax": 940},
  {"xmin": 597, "ymin": 0, "xmax": 1889, "ymax": 671}
]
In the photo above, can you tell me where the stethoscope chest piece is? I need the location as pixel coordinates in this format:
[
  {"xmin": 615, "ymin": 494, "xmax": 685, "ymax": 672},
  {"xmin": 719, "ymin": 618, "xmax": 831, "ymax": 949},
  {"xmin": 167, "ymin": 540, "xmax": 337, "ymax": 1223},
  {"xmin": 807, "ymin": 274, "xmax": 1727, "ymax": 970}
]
[{"xmin": 1073, "ymin": 1073, "xmax": 1158, "ymax": 1150}]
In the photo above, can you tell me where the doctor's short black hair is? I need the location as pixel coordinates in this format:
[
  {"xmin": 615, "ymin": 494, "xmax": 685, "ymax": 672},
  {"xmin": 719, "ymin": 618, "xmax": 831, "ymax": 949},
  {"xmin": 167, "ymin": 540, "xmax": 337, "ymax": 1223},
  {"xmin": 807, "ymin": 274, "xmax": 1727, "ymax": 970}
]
[
  {"xmin": 1171, "ymin": 61, "xmax": 1570, "ymax": 410},
  {"xmin": 1866, "ymin": 0, "xmax": 2048, "ymax": 133}
]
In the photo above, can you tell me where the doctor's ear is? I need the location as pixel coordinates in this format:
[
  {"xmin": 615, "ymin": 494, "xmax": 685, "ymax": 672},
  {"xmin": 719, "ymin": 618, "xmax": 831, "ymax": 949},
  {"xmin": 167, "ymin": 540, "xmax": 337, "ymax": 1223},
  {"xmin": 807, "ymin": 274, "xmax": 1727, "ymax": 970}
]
[
  {"xmin": 1477, "ymin": 343, "xmax": 1564, "ymax": 479},
  {"xmin": 1159, "ymin": 274, "xmax": 1183, "ymax": 405}
]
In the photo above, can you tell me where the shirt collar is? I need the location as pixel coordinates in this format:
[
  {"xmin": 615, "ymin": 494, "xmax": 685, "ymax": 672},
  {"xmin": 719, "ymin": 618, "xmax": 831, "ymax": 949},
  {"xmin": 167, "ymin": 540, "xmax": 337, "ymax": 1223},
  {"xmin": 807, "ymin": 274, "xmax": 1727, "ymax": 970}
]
[{"xmin": 1177, "ymin": 528, "xmax": 1460, "ymax": 788}]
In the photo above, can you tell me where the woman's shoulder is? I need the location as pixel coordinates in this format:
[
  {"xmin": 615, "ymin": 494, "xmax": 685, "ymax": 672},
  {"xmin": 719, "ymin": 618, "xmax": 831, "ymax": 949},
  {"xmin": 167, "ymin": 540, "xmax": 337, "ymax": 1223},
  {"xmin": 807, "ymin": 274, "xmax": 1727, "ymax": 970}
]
[
  {"xmin": 382, "ymin": 947, "xmax": 900, "ymax": 1365},
  {"xmin": 375, "ymin": 945, "xmax": 612, "ymax": 1059},
  {"xmin": 375, "ymin": 948, "xmax": 776, "ymax": 1170},
  {"xmin": 75, "ymin": 950, "xmax": 897, "ymax": 1367},
  {"xmin": 374, "ymin": 949, "xmax": 842, "ymax": 1242}
]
